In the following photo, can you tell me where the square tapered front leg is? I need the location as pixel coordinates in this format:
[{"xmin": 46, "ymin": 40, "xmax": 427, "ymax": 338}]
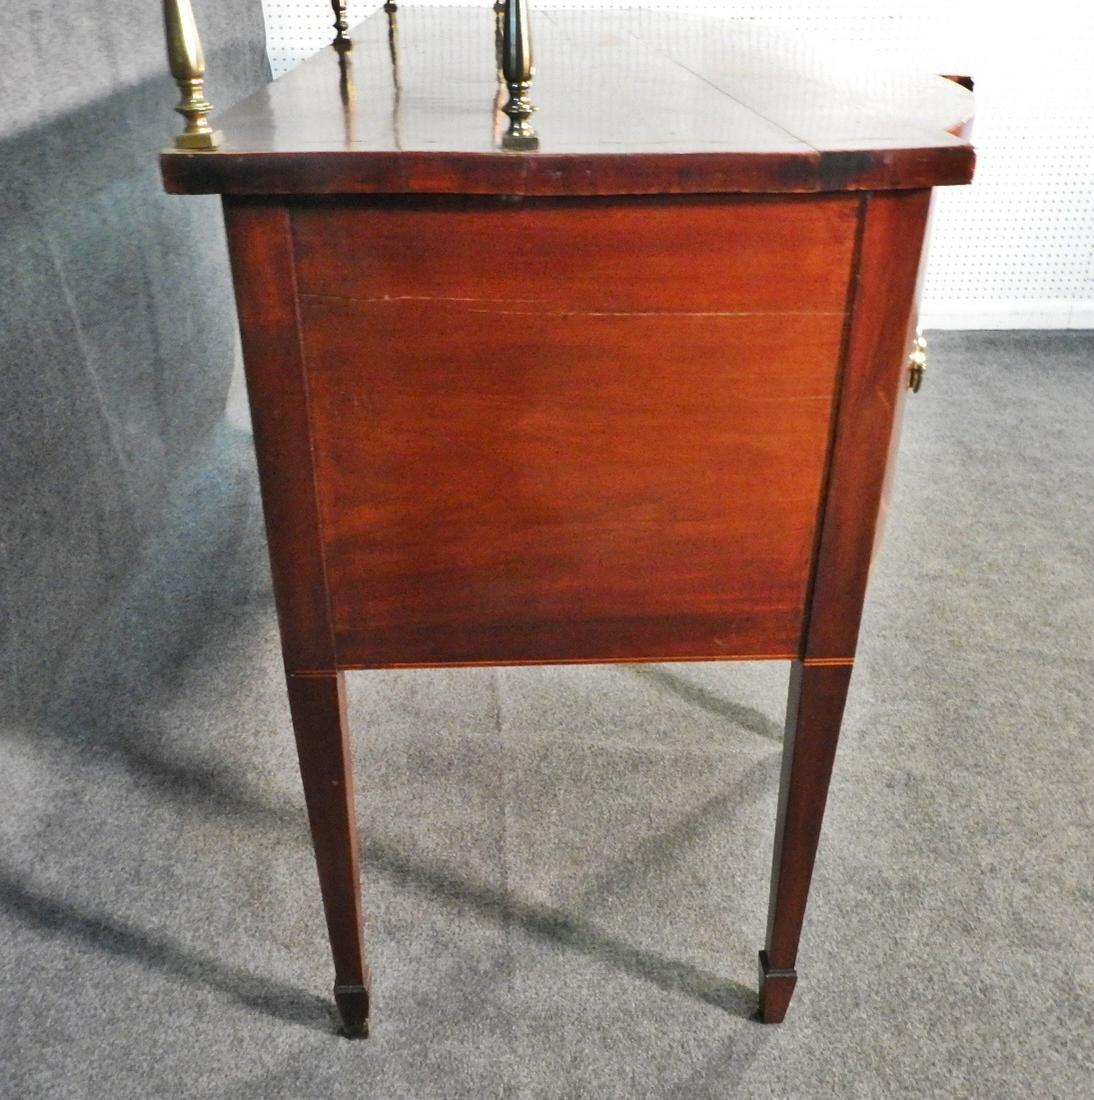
[
  {"xmin": 287, "ymin": 672, "xmax": 371, "ymax": 1038},
  {"xmin": 759, "ymin": 661, "xmax": 852, "ymax": 1022}
]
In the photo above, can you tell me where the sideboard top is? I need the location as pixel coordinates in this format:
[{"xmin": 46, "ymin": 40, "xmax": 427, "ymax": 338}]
[{"xmin": 161, "ymin": 5, "xmax": 975, "ymax": 198}]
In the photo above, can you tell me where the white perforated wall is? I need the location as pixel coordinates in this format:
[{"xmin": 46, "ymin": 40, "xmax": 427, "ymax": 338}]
[{"xmin": 262, "ymin": 2, "xmax": 1094, "ymax": 328}]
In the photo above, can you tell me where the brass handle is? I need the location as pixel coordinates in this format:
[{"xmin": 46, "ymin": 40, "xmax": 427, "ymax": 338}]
[{"xmin": 908, "ymin": 328, "xmax": 927, "ymax": 393}]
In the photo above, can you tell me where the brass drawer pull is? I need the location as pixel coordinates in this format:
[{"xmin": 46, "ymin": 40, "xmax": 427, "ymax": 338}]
[{"xmin": 908, "ymin": 328, "xmax": 927, "ymax": 393}]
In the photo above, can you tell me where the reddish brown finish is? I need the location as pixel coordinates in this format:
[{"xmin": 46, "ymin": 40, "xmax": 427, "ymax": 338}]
[
  {"xmin": 165, "ymin": 147, "xmax": 973, "ymax": 200},
  {"xmin": 286, "ymin": 672, "xmax": 370, "ymax": 1038},
  {"xmin": 759, "ymin": 660, "xmax": 853, "ymax": 1022},
  {"xmin": 161, "ymin": 8, "xmax": 974, "ymax": 198},
  {"xmin": 295, "ymin": 195, "xmax": 857, "ymax": 668},
  {"xmin": 291, "ymin": 195, "xmax": 858, "ymax": 314},
  {"xmin": 803, "ymin": 190, "xmax": 933, "ymax": 662},
  {"xmin": 309, "ymin": 305, "xmax": 838, "ymax": 665},
  {"xmin": 223, "ymin": 200, "xmax": 336, "ymax": 673},
  {"xmin": 165, "ymin": 7, "xmax": 975, "ymax": 1038}
]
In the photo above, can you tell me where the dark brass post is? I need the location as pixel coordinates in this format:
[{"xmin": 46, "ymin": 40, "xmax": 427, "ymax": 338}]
[
  {"xmin": 385, "ymin": 1, "xmax": 400, "ymax": 70},
  {"xmin": 338, "ymin": 38, "xmax": 354, "ymax": 113},
  {"xmin": 494, "ymin": 1, "xmax": 507, "ymax": 83},
  {"xmin": 385, "ymin": 1, "xmax": 402, "ymax": 150},
  {"xmin": 501, "ymin": 0, "xmax": 539, "ymax": 150},
  {"xmin": 331, "ymin": 1, "xmax": 350, "ymax": 45}
]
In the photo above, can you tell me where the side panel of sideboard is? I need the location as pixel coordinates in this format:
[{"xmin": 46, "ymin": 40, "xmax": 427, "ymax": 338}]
[{"xmin": 290, "ymin": 195, "xmax": 862, "ymax": 667}]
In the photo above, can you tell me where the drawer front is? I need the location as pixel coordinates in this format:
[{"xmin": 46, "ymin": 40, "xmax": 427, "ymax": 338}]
[
  {"xmin": 872, "ymin": 306, "xmax": 923, "ymax": 569},
  {"xmin": 292, "ymin": 195, "xmax": 857, "ymax": 314},
  {"xmin": 293, "ymin": 196, "xmax": 859, "ymax": 667}
]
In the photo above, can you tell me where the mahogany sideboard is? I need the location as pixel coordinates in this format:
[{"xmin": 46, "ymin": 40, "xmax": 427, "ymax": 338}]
[{"xmin": 160, "ymin": 3, "xmax": 974, "ymax": 1037}]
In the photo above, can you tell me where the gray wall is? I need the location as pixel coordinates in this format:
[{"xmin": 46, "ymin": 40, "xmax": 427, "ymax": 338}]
[{"xmin": 0, "ymin": 2, "xmax": 269, "ymax": 717}]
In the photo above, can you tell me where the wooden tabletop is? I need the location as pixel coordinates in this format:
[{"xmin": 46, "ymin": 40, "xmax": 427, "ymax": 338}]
[{"xmin": 162, "ymin": 5, "xmax": 974, "ymax": 197}]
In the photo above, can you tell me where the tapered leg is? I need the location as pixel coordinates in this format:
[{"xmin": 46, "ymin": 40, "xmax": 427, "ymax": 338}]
[
  {"xmin": 286, "ymin": 671, "xmax": 371, "ymax": 1037},
  {"xmin": 759, "ymin": 660, "xmax": 853, "ymax": 1023}
]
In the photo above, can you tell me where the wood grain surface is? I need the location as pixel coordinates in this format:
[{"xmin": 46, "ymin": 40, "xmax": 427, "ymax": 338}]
[
  {"xmin": 759, "ymin": 659, "xmax": 854, "ymax": 1022},
  {"xmin": 162, "ymin": 7, "xmax": 974, "ymax": 197},
  {"xmin": 292, "ymin": 195, "xmax": 859, "ymax": 667}
]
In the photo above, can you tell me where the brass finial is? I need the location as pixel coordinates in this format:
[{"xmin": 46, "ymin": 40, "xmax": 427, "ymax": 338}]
[
  {"xmin": 501, "ymin": 0, "xmax": 539, "ymax": 151},
  {"xmin": 338, "ymin": 37, "xmax": 355, "ymax": 112},
  {"xmin": 494, "ymin": 1, "xmax": 506, "ymax": 82},
  {"xmin": 162, "ymin": 0, "xmax": 223, "ymax": 150},
  {"xmin": 385, "ymin": 1, "xmax": 400, "ymax": 62},
  {"xmin": 385, "ymin": 2, "xmax": 402, "ymax": 150},
  {"xmin": 337, "ymin": 39, "xmax": 357, "ymax": 148},
  {"xmin": 331, "ymin": 1, "xmax": 351, "ymax": 46}
]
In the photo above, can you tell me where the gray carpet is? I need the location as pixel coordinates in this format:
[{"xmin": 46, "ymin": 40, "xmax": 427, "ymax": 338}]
[
  {"xmin": 0, "ymin": 0, "xmax": 269, "ymax": 724},
  {"xmin": 1, "ymin": 332, "xmax": 1091, "ymax": 1098}
]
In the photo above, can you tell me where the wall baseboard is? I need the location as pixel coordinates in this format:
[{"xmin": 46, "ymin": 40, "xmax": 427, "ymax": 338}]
[{"xmin": 922, "ymin": 301, "xmax": 1094, "ymax": 330}]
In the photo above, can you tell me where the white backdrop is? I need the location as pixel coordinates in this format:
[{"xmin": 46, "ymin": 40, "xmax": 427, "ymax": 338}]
[{"xmin": 261, "ymin": 1, "xmax": 1094, "ymax": 329}]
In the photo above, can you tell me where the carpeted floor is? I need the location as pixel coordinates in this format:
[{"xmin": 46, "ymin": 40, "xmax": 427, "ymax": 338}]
[{"xmin": 1, "ymin": 332, "xmax": 1091, "ymax": 1099}]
